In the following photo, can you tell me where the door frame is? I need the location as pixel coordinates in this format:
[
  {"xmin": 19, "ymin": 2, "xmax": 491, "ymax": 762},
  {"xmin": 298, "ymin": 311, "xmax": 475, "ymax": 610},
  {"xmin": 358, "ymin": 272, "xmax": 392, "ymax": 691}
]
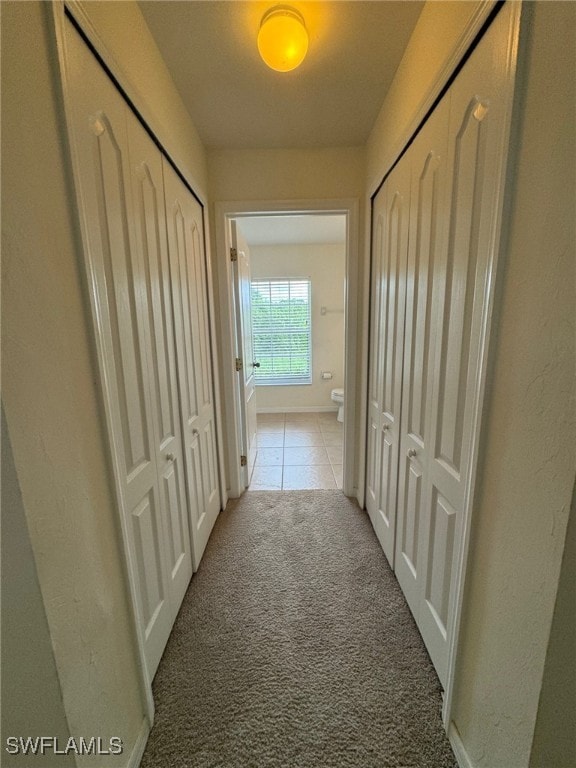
[{"xmin": 215, "ymin": 199, "xmax": 359, "ymax": 498}]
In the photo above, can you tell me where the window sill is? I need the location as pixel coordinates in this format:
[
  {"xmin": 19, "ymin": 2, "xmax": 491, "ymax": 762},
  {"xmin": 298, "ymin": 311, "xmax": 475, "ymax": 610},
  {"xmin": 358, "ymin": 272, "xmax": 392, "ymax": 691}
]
[{"xmin": 255, "ymin": 379, "xmax": 312, "ymax": 387}]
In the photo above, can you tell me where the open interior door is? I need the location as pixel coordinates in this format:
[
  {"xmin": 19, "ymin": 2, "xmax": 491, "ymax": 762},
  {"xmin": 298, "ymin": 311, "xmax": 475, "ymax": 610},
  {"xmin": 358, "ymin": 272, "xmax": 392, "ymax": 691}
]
[{"xmin": 230, "ymin": 220, "xmax": 258, "ymax": 488}]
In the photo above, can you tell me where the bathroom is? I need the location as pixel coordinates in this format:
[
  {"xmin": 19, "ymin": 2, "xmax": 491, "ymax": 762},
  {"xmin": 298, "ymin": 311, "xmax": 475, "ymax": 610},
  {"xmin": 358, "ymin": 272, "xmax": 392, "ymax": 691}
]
[{"xmin": 237, "ymin": 213, "xmax": 347, "ymax": 490}]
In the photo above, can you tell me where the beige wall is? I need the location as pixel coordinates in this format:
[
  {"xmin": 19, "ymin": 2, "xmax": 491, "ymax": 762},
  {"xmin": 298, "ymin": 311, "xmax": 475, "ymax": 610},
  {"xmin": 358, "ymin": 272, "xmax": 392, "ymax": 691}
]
[
  {"xmin": 208, "ymin": 146, "xmax": 365, "ymax": 204},
  {"xmin": 366, "ymin": 2, "xmax": 575, "ymax": 766},
  {"xmin": 250, "ymin": 243, "xmax": 345, "ymax": 411},
  {"xmin": 530, "ymin": 480, "xmax": 576, "ymax": 768},
  {"xmin": 1, "ymin": 408, "xmax": 75, "ymax": 767},
  {"xmin": 1, "ymin": 0, "xmax": 210, "ymax": 764}
]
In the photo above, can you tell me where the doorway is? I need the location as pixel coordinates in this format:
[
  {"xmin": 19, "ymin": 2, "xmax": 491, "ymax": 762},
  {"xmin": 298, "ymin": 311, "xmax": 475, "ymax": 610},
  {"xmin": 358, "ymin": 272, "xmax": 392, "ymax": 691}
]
[{"xmin": 215, "ymin": 200, "xmax": 359, "ymax": 499}]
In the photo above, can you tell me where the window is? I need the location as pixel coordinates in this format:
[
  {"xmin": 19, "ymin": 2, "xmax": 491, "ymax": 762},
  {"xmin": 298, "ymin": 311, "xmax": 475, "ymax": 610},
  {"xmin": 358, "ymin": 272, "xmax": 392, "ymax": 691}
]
[{"xmin": 251, "ymin": 278, "xmax": 312, "ymax": 385}]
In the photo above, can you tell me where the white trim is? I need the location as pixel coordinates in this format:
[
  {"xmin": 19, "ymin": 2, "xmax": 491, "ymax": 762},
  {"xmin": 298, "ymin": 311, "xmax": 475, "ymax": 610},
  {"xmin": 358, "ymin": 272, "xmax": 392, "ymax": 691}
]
[
  {"xmin": 448, "ymin": 721, "xmax": 474, "ymax": 768},
  {"xmin": 126, "ymin": 717, "xmax": 150, "ymax": 768},
  {"xmin": 215, "ymin": 199, "xmax": 359, "ymax": 499},
  {"xmin": 367, "ymin": 0, "xmax": 498, "ymax": 196},
  {"xmin": 355, "ymin": 194, "xmax": 372, "ymax": 510},
  {"xmin": 214, "ymin": 208, "xmax": 245, "ymax": 498},
  {"xmin": 257, "ymin": 406, "xmax": 338, "ymax": 415},
  {"xmin": 201, "ymin": 208, "xmax": 229, "ymax": 511}
]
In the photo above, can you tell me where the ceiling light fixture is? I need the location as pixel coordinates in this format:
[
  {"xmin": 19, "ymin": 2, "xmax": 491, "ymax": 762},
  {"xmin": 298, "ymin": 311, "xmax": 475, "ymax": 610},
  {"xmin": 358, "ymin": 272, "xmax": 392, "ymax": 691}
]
[{"xmin": 257, "ymin": 5, "xmax": 309, "ymax": 73}]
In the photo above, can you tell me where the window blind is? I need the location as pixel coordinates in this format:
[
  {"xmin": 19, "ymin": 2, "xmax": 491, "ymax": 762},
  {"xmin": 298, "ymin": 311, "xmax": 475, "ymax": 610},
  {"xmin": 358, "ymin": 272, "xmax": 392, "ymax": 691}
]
[{"xmin": 251, "ymin": 278, "xmax": 312, "ymax": 385}]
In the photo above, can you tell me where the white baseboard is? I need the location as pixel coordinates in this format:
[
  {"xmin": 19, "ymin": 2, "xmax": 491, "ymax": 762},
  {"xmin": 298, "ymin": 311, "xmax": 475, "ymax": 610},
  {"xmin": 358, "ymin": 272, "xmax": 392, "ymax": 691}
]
[
  {"xmin": 257, "ymin": 406, "xmax": 338, "ymax": 414},
  {"xmin": 126, "ymin": 717, "xmax": 150, "ymax": 768},
  {"xmin": 448, "ymin": 721, "xmax": 473, "ymax": 768}
]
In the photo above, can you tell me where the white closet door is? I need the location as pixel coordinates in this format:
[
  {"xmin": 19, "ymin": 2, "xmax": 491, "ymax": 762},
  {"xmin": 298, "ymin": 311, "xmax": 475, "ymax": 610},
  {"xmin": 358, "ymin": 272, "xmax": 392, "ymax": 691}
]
[
  {"xmin": 126, "ymin": 117, "xmax": 193, "ymax": 619},
  {"xmin": 418, "ymin": 6, "xmax": 517, "ymax": 684},
  {"xmin": 366, "ymin": 157, "xmax": 411, "ymax": 567},
  {"xmin": 395, "ymin": 99, "xmax": 450, "ymax": 618},
  {"xmin": 163, "ymin": 161, "xmax": 220, "ymax": 569},
  {"xmin": 63, "ymin": 22, "xmax": 173, "ymax": 677}
]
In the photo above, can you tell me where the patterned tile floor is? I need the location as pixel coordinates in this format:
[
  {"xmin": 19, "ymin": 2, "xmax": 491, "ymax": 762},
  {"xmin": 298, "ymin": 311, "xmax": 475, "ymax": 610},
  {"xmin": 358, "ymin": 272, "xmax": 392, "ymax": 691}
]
[{"xmin": 250, "ymin": 411, "xmax": 343, "ymax": 490}]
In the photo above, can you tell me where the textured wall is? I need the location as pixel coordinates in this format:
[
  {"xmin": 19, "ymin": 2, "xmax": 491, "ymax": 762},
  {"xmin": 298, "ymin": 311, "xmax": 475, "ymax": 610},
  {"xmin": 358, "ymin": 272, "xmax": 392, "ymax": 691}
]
[{"xmin": 530, "ymin": 481, "xmax": 576, "ymax": 768}]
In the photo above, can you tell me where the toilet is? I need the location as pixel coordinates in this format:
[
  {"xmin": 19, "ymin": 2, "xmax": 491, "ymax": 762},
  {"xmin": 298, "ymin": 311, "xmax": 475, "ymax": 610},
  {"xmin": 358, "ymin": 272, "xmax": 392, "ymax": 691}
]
[{"xmin": 331, "ymin": 388, "xmax": 345, "ymax": 423}]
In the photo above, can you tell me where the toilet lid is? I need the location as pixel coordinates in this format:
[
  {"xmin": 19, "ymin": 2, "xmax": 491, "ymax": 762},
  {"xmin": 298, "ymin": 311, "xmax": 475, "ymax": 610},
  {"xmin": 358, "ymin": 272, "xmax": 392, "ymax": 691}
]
[{"xmin": 332, "ymin": 388, "xmax": 344, "ymax": 397}]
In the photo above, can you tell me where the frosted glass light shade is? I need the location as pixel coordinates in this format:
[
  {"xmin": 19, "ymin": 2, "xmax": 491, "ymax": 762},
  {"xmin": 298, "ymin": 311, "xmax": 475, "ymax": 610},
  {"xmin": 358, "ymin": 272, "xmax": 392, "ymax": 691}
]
[{"xmin": 257, "ymin": 6, "xmax": 308, "ymax": 72}]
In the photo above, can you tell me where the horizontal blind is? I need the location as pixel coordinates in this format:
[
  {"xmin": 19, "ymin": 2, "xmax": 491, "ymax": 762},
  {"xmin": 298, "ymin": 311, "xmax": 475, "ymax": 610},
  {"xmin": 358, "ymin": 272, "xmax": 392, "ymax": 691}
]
[{"xmin": 251, "ymin": 279, "xmax": 312, "ymax": 385}]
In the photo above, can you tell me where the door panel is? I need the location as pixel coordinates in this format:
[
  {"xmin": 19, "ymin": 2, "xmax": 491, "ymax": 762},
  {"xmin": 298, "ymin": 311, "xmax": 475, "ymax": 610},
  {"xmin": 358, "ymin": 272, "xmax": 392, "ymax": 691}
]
[
  {"xmin": 131, "ymin": 491, "xmax": 164, "ymax": 626},
  {"xmin": 435, "ymin": 101, "xmax": 487, "ymax": 478},
  {"xmin": 366, "ymin": 158, "xmax": 410, "ymax": 567},
  {"xmin": 395, "ymin": 100, "xmax": 450, "ymax": 619},
  {"xmin": 401, "ymin": 459, "xmax": 423, "ymax": 579},
  {"xmin": 418, "ymin": 11, "xmax": 516, "ymax": 684},
  {"xmin": 425, "ymin": 491, "xmax": 458, "ymax": 637},
  {"xmin": 163, "ymin": 159, "xmax": 220, "ymax": 569},
  {"xmin": 127, "ymin": 116, "xmax": 193, "ymax": 627}
]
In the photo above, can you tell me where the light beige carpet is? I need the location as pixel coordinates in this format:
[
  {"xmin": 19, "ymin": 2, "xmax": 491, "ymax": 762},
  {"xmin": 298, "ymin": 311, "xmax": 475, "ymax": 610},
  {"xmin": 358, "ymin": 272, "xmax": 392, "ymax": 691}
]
[{"xmin": 141, "ymin": 491, "xmax": 457, "ymax": 768}]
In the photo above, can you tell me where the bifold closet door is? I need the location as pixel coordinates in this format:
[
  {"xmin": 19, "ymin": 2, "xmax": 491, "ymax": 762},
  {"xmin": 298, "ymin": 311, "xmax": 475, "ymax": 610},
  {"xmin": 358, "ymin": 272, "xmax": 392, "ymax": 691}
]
[
  {"xmin": 63, "ymin": 21, "xmax": 187, "ymax": 678},
  {"xmin": 163, "ymin": 161, "xmax": 220, "ymax": 569},
  {"xmin": 366, "ymin": 157, "xmax": 411, "ymax": 568}
]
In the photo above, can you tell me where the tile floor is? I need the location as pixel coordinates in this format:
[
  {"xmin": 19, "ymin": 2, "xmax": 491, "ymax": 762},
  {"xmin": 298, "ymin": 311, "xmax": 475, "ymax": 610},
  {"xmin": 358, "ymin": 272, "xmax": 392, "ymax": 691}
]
[{"xmin": 250, "ymin": 411, "xmax": 343, "ymax": 491}]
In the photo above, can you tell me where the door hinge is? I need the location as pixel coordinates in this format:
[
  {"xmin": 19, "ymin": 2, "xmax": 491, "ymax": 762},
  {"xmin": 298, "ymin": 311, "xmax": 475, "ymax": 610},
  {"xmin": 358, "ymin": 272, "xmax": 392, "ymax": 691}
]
[
  {"xmin": 235, "ymin": 357, "xmax": 243, "ymax": 372},
  {"xmin": 240, "ymin": 455, "xmax": 247, "ymax": 467},
  {"xmin": 230, "ymin": 247, "xmax": 238, "ymax": 262}
]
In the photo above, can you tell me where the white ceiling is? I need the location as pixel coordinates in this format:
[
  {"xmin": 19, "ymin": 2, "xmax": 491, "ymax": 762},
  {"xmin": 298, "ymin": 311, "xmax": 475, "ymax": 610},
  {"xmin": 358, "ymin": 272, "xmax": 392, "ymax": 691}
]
[
  {"xmin": 237, "ymin": 214, "xmax": 347, "ymax": 246},
  {"xmin": 138, "ymin": 1, "xmax": 424, "ymax": 150}
]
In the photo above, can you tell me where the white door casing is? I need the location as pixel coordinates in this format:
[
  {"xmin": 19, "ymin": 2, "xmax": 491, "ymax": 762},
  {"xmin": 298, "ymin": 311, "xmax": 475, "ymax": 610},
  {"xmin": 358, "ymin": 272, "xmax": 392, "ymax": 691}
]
[
  {"xmin": 163, "ymin": 159, "xmax": 221, "ymax": 570},
  {"xmin": 230, "ymin": 221, "xmax": 258, "ymax": 486}
]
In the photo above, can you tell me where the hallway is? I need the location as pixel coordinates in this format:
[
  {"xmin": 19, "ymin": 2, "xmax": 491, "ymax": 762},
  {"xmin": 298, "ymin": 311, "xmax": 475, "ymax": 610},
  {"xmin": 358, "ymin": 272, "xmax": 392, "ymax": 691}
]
[{"xmin": 140, "ymin": 491, "xmax": 456, "ymax": 768}]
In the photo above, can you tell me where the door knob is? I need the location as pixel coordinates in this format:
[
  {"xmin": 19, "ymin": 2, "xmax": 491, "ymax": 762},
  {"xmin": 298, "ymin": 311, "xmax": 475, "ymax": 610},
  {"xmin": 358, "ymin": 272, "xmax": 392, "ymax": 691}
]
[
  {"xmin": 252, "ymin": 362, "xmax": 261, "ymax": 368},
  {"xmin": 407, "ymin": 448, "xmax": 417, "ymax": 458},
  {"xmin": 165, "ymin": 453, "xmax": 175, "ymax": 462}
]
